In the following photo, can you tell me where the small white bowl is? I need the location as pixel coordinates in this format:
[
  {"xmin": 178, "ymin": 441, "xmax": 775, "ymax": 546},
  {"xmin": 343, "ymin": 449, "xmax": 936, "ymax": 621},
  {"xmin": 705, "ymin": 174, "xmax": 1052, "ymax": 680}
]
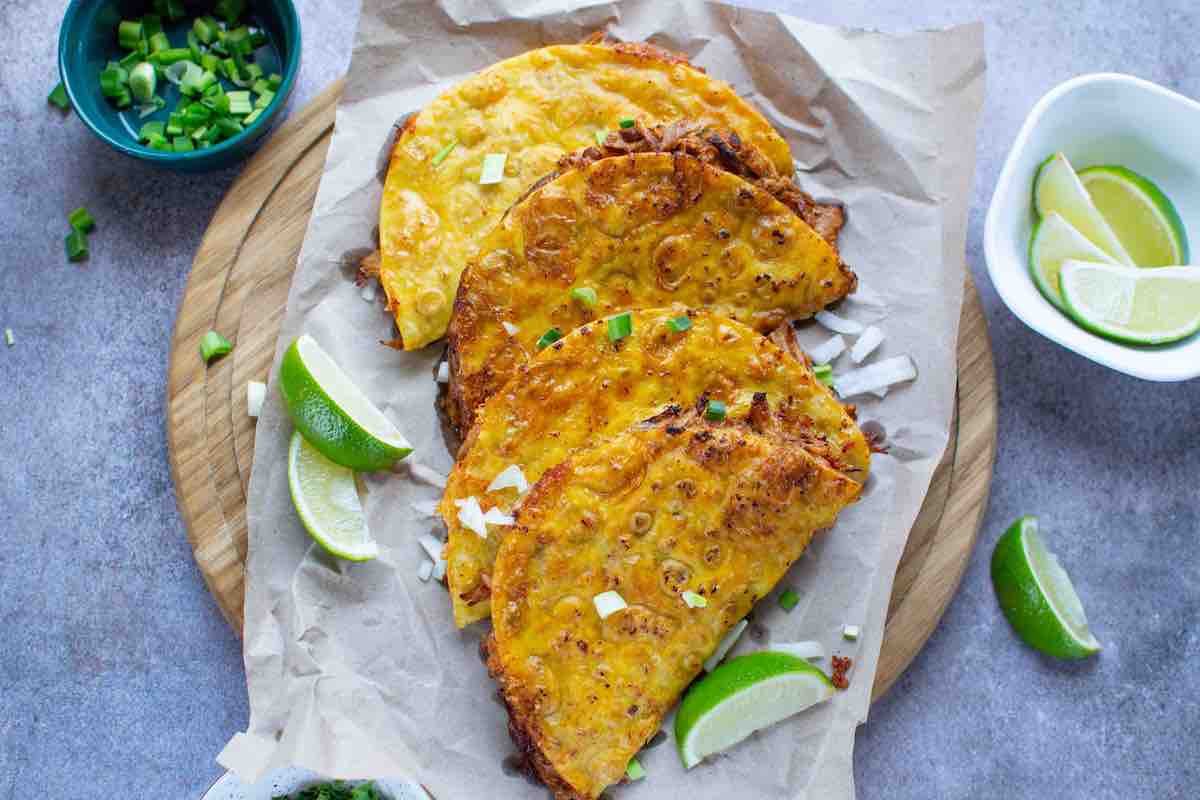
[{"xmin": 984, "ymin": 72, "xmax": 1200, "ymax": 382}]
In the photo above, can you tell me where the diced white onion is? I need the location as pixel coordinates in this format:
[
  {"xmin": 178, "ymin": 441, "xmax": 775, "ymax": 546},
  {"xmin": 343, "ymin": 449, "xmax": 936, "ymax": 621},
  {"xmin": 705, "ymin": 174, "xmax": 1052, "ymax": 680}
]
[
  {"xmin": 681, "ymin": 590, "xmax": 708, "ymax": 609},
  {"xmin": 593, "ymin": 590, "xmax": 628, "ymax": 619},
  {"xmin": 850, "ymin": 326, "xmax": 884, "ymax": 364},
  {"xmin": 410, "ymin": 499, "xmax": 440, "ymax": 517},
  {"xmin": 815, "ymin": 310, "xmax": 864, "ymax": 335},
  {"xmin": 360, "ymin": 283, "xmax": 377, "ymax": 303},
  {"xmin": 436, "ymin": 361, "xmax": 449, "ymax": 383},
  {"xmin": 807, "ymin": 334, "xmax": 846, "ymax": 365},
  {"xmin": 479, "ymin": 153, "xmax": 507, "ymax": 185},
  {"xmin": 501, "ymin": 321, "xmax": 518, "ymax": 336},
  {"xmin": 833, "ymin": 355, "xmax": 917, "ymax": 399},
  {"xmin": 417, "ymin": 533, "xmax": 444, "ymax": 562},
  {"xmin": 482, "ymin": 507, "xmax": 515, "ymax": 526},
  {"xmin": 417, "ymin": 558, "xmax": 434, "ymax": 582},
  {"xmin": 704, "ymin": 619, "xmax": 748, "ymax": 672},
  {"xmin": 768, "ymin": 640, "xmax": 826, "ymax": 661},
  {"xmin": 454, "ymin": 496, "xmax": 488, "ymax": 538},
  {"xmin": 487, "ymin": 464, "xmax": 530, "ymax": 495},
  {"xmin": 408, "ymin": 461, "xmax": 448, "ymax": 489},
  {"xmin": 431, "ymin": 559, "xmax": 447, "ymax": 581},
  {"xmin": 843, "ymin": 625, "xmax": 861, "ymax": 641},
  {"xmin": 246, "ymin": 381, "xmax": 266, "ymax": 418},
  {"xmin": 872, "ymin": 387, "xmax": 889, "ymax": 400}
]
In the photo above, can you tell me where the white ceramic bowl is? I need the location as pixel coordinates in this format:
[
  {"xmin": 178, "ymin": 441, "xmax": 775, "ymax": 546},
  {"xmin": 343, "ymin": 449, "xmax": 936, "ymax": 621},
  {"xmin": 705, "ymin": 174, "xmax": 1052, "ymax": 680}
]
[{"xmin": 984, "ymin": 73, "xmax": 1200, "ymax": 381}]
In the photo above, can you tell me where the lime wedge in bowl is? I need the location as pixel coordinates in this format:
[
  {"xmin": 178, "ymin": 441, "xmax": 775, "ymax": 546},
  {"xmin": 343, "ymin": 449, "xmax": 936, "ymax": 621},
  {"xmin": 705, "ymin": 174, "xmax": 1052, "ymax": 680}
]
[
  {"xmin": 279, "ymin": 334, "xmax": 412, "ymax": 471},
  {"xmin": 1078, "ymin": 165, "xmax": 1189, "ymax": 267},
  {"xmin": 991, "ymin": 516, "xmax": 1100, "ymax": 660},
  {"xmin": 675, "ymin": 651, "xmax": 835, "ymax": 769},
  {"xmin": 288, "ymin": 431, "xmax": 378, "ymax": 561},
  {"xmin": 1029, "ymin": 212, "xmax": 1119, "ymax": 309},
  {"xmin": 1060, "ymin": 260, "xmax": 1200, "ymax": 345},
  {"xmin": 1032, "ymin": 152, "xmax": 1134, "ymax": 265}
]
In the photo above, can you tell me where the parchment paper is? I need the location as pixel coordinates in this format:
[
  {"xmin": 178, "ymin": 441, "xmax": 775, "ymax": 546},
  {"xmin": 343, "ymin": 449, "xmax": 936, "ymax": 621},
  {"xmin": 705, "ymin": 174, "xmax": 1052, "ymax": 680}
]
[{"xmin": 218, "ymin": 2, "xmax": 985, "ymax": 797}]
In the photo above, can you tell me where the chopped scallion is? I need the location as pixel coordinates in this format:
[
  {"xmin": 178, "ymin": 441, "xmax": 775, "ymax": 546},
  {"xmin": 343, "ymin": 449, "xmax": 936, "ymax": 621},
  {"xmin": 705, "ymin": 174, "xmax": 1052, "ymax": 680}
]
[
  {"xmin": 48, "ymin": 83, "xmax": 71, "ymax": 111},
  {"xmin": 193, "ymin": 15, "xmax": 218, "ymax": 44},
  {"xmin": 479, "ymin": 152, "xmax": 507, "ymax": 185},
  {"xmin": 139, "ymin": 121, "xmax": 166, "ymax": 142},
  {"xmin": 704, "ymin": 399, "xmax": 727, "ymax": 421},
  {"xmin": 200, "ymin": 52, "xmax": 221, "ymax": 73},
  {"xmin": 778, "ymin": 588, "xmax": 800, "ymax": 611},
  {"xmin": 241, "ymin": 107, "xmax": 264, "ymax": 126},
  {"xmin": 536, "ymin": 328, "xmax": 563, "ymax": 349},
  {"xmin": 254, "ymin": 90, "xmax": 274, "ymax": 109},
  {"xmin": 151, "ymin": 48, "xmax": 192, "ymax": 65},
  {"xmin": 3, "ymin": 328, "xmax": 13, "ymax": 347},
  {"xmin": 249, "ymin": 29, "xmax": 268, "ymax": 49},
  {"xmin": 214, "ymin": 0, "xmax": 246, "ymax": 25},
  {"xmin": 112, "ymin": 88, "xmax": 133, "ymax": 109},
  {"xmin": 68, "ymin": 207, "xmax": 95, "ymax": 234},
  {"xmin": 618, "ymin": 117, "xmax": 635, "ymax": 129},
  {"xmin": 173, "ymin": 135, "xmax": 194, "ymax": 152},
  {"xmin": 607, "ymin": 311, "xmax": 633, "ymax": 342},
  {"xmin": 666, "ymin": 315, "xmax": 692, "ymax": 333},
  {"xmin": 118, "ymin": 50, "xmax": 141, "ymax": 70},
  {"xmin": 813, "ymin": 363, "xmax": 833, "ymax": 387},
  {"xmin": 244, "ymin": 62, "xmax": 263, "ymax": 81},
  {"xmin": 252, "ymin": 78, "xmax": 271, "ymax": 96},
  {"xmin": 146, "ymin": 131, "xmax": 170, "ymax": 150},
  {"xmin": 65, "ymin": 230, "xmax": 88, "ymax": 262},
  {"xmin": 99, "ymin": 67, "xmax": 127, "ymax": 99},
  {"xmin": 570, "ymin": 286, "xmax": 598, "ymax": 308},
  {"xmin": 267, "ymin": 73, "xmax": 282, "ymax": 91},
  {"xmin": 147, "ymin": 31, "xmax": 171, "ymax": 54},
  {"xmin": 117, "ymin": 20, "xmax": 143, "ymax": 51},
  {"xmin": 199, "ymin": 331, "xmax": 233, "ymax": 363},
  {"xmin": 227, "ymin": 90, "xmax": 252, "ymax": 115},
  {"xmin": 142, "ymin": 14, "xmax": 163, "ymax": 37},
  {"xmin": 594, "ymin": 129, "xmax": 607, "ymax": 146},
  {"xmin": 431, "ymin": 140, "xmax": 457, "ymax": 166},
  {"xmin": 626, "ymin": 757, "xmax": 646, "ymax": 781},
  {"xmin": 129, "ymin": 62, "xmax": 157, "ymax": 103}
]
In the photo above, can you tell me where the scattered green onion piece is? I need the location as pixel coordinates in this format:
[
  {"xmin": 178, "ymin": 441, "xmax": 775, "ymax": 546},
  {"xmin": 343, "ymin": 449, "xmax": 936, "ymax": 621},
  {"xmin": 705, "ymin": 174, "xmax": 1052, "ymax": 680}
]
[
  {"xmin": 48, "ymin": 83, "xmax": 71, "ymax": 111},
  {"xmin": 607, "ymin": 311, "xmax": 633, "ymax": 342},
  {"xmin": 252, "ymin": 78, "xmax": 271, "ymax": 96},
  {"xmin": 813, "ymin": 363, "xmax": 833, "ymax": 387},
  {"xmin": 184, "ymin": 102, "xmax": 211, "ymax": 127},
  {"xmin": 68, "ymin": 207, "xmax": 95, "ymax": 234},
  {"xmin": 200, "ymin": 52, "xmax": 221, "ymax": 73},
  {"xmin": 224, "ymin": 26, "xmax": 252, "ymax": 56},
  {"xmin": 245, "ymin": 63, "xmax": 264, "ymax": 81},
  {"xmin": 203, "ymin": 92, "xmax": 231, "ymax": 114},
  {"xmin": 704, "ymin": 399, "xmax": 727, "ymax": 421},
  {"xmin": 129, "ymin": 62, "xmax": 157, "ymax": 103},
  {"xmin": 146, "ymin": 132, "xmax": 170, "ymax": 150},
  {"xmin": 200, "ymin": 123, "xmax": 223, "ymax": 143},
  {"xmin": 193, "ymin": 15, "xmax": 218, "ymax": 44},
  {"xmin": 431, "ymin": 140, "xmax": 457, "ymax": 166},
  {"xmin": 152, "ymin": 48, "xmax": 192, "ymax": 65},
  {"xmin": 118, "ymin": 50, "xmax": 142, "ymax": 70},
  {"xmin": 778, "ymin": 588, "xmax": 800, "ymax": 612},
  {"xmin": 570, "ymin": 286, "xmax": 598, "ymax": 308},
  {"xmin": 139, "ymin": 120, "xmax": 166, "ymax": 142},
  {"xmin": 214, "ymin": 116, "xmax": 243, "ymax": 138},
  {"xmin": 242, "ymin": 107, "xmax": 264, "ymax": 126},
  {"xmin": 626, "ymin": 757, "xmax": 646, "ymax": 781},
  {"xmin": 267, "ymin": 73, "xmax": 282, "ymax": 91},
  {"xmin": 165, "ymin": 121, "xmax": 183, "ymax": 137},
  {"xmin": 618, "ymin": 117, "xmax": 635, "ymax": 129},
  {"xmin": 147, "ymin": 31, "xmax": 171, "ymax": 54},
  {"xmin": 214, "ymin": 0, "xmax": 246, "ymax": 25},
  {"xmin": 479, "ymin": 152, "xmax": 507, "ymax": 185},
  {"xmin": 220, "ymin": 57, "xmax": 239, "ymax": 82},
  {"xmin": 187, "ymin": 30, "xmax": 204, "ymax": 62},
  {"xmin": 254, "ymin": 91, "xmax": 274, "ymax": 110},
  {"xmin": 249, "ymin": 29, "xmax": 268, "ymax": 49},
  {"xmin": 183, "ymin": 66, "xmax": 216, "ymax": 97},
  {"xmin": 112, "ymin": 88, "xmax": 133, "ymax": 109},
  {"xmin": 4, "ymin": 328, "xmax": 13, "ymax": 347},
  {"xmin": 227, "ymin": 91, "xmax": 252, "ymax": 115},
  {"xmin": 594, "ymin": 129, "xmax": 607, "ymax": 146},
  {"xmin": 117, "ymin": 20, "xmax": 143, "ymax": 51},
  {"xmin": 100, "ymin": 68, "xmax": 127, "ymax": 99},
  {"xmin": 173, "ymin": 135, "xmax": 194, "ymax": 152},
  {"xmin": 165, "ymin": 0, "xmax": 186, "ymax": 21},
  {"xmin": 143, "ymin": 13, "xmax": 163, "ymax": 35},
  {"xmin": 65, "ymin": 230, "xmax": 88, "ymax": 262},
  {"xmin": 536, "ymin": 328, "xmax": 563, "ymax": 350},
  {"xmin": 666, "ymin": 315, "xmax": 692, "ymax": 333}
]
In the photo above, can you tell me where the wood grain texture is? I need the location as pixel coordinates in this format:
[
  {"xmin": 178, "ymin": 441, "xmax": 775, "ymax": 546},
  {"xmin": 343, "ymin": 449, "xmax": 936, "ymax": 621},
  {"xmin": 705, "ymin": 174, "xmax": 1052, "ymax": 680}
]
[{"xmin": 165, "ymin": 79, "xmax": 997, "ymax": 700}]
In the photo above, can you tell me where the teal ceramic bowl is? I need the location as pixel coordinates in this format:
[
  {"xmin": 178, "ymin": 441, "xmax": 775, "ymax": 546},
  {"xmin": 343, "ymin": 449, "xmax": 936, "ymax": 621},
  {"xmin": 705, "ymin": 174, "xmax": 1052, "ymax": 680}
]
[{"xmin": 58, "ymin": 0, "xmax": 301, "ymax": 172}]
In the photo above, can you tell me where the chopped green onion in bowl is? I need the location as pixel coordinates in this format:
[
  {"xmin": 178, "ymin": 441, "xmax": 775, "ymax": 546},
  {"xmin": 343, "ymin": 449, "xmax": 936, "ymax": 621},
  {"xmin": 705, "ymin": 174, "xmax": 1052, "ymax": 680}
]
[
  {"xmin": 607, "ymin": 311, "xmax": 633, "ymax": 342},
  {"xmin": 536, "ymin": 328, "xmax": 562, "ymax": 349}
]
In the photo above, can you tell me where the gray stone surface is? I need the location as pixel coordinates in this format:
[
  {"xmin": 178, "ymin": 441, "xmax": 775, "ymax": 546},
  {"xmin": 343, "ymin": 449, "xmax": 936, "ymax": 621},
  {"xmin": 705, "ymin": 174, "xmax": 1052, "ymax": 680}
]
[{"xmin": 1, "ymin": 1, "xmax": 1197, "ymax": 798}]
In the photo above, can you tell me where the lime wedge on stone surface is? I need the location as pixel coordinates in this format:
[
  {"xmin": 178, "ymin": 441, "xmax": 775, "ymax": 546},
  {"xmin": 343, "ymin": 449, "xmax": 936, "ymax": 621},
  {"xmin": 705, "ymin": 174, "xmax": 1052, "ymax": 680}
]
[
  {"xmin": 288, "ymin": 431, "xmax": 378, "ymax": 561},
  {"xmin": 1029, "ymin": 212, "xmax": 1120, "ymax": 308},
  {"xmin": 675, "ymin": 651, "xmax": 835, "ymax": 769},
  {"xmin": 1060, "ymin": 261, "xmax": 1200, "ymax": 345},
  {"xmin": 279, "ymin": 334, "xmax": 412, "ymax": 471},
  {"xmin": 1033, "ymin": 152, "xmax": 1134, "ymax": 265},
  {"xmin": 1078, "ymin": 165, "xmax": 1189, "ymax": 267},
  {"xmin": 991, "ymin": 516, "xmax": 1100, "ymax": 660}
]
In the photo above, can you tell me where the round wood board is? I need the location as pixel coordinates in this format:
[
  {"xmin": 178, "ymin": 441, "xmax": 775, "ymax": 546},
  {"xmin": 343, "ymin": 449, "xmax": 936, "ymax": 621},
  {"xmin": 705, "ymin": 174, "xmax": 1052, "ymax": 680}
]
[{"xmin": 166, "ymin": 78, "xmax": 997, "ymax": 701}]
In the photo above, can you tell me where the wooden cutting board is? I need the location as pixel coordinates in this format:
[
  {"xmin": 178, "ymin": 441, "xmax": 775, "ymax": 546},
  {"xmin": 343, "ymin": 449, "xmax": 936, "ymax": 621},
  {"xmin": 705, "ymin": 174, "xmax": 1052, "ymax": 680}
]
[{"xmin": 166, "ymin": 78, "xmax": 997, "ymax": 700}]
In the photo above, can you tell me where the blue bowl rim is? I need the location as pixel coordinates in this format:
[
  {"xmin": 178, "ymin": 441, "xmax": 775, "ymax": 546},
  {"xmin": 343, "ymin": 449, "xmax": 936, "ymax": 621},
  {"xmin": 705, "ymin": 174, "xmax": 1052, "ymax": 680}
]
[{"xmin": 57, "ymin": 0, "xmax": 302, "ymax": 164}]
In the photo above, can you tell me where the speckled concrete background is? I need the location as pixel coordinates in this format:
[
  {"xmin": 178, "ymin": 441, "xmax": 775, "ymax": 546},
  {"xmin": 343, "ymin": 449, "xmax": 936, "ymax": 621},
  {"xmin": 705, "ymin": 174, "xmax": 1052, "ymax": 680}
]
[{"xmin": 1, "ymin": 1, "xmax": 1197, "ymax": 798}]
